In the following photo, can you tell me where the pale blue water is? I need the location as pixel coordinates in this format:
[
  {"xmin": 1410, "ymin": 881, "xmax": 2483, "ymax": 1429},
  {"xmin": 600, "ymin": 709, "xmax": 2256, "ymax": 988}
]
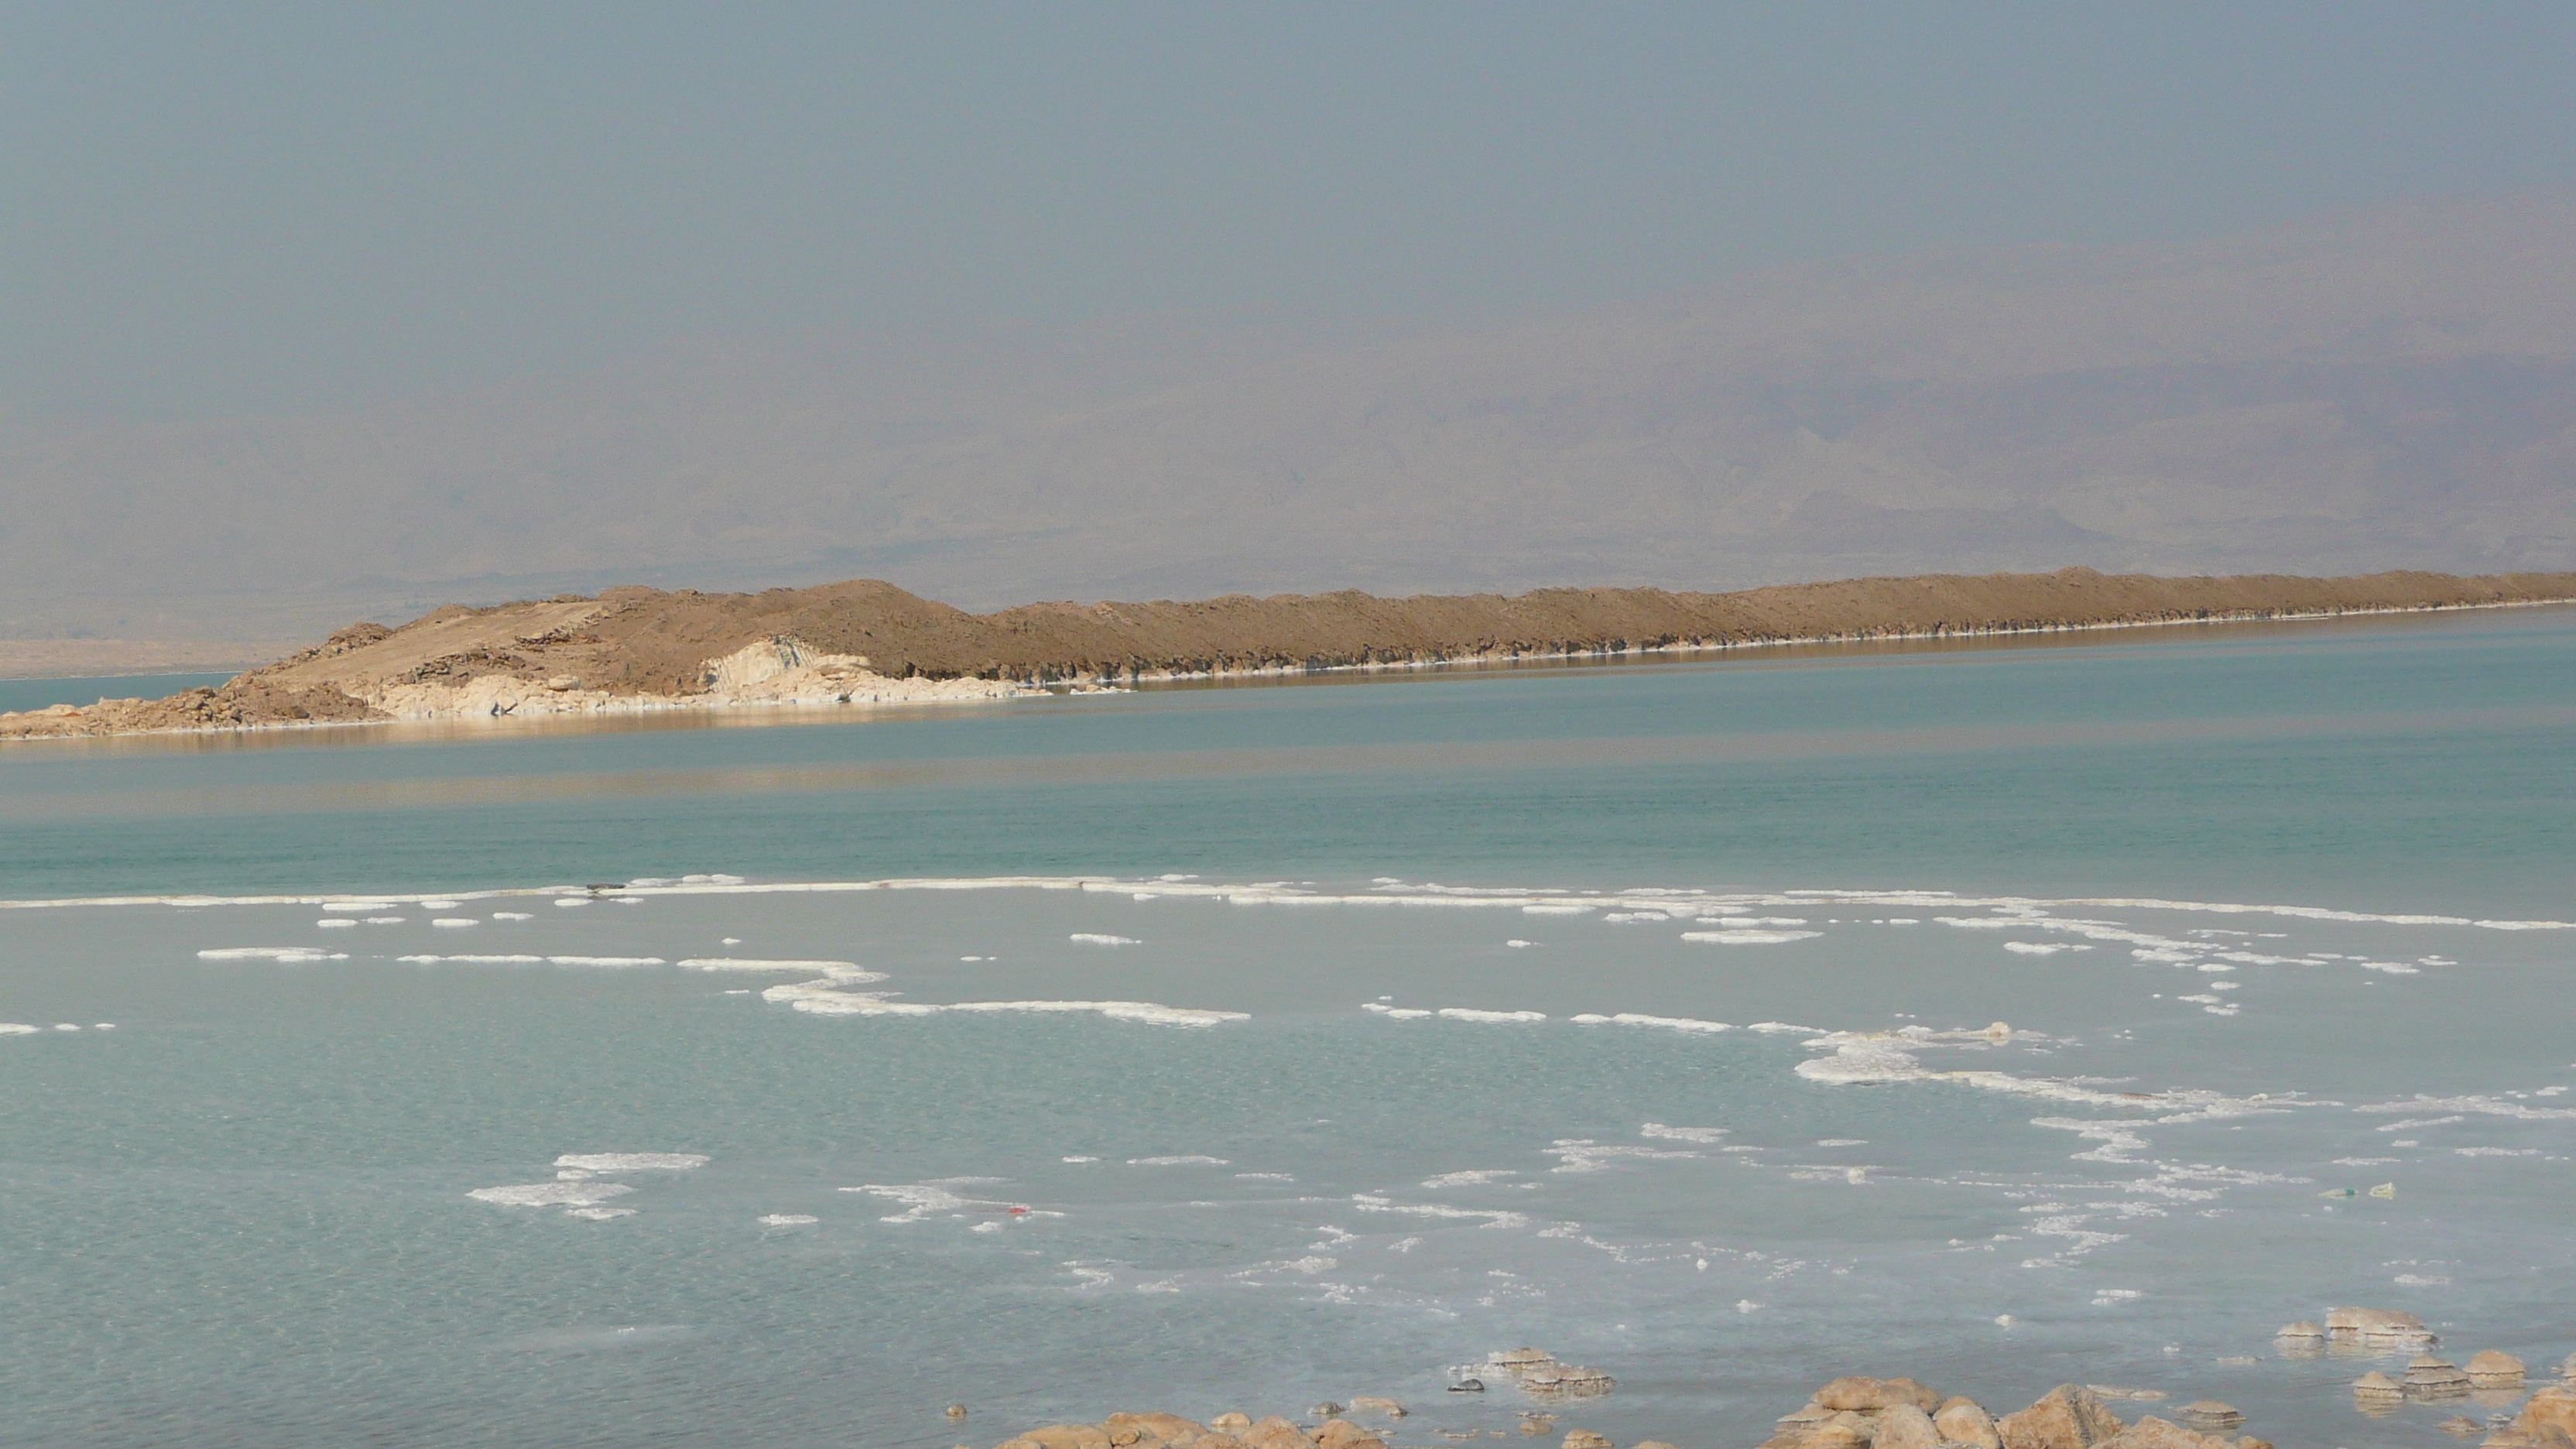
[{"xmin": 2, "ymin": 612, "xmax": 2572, "ymax": 1448}]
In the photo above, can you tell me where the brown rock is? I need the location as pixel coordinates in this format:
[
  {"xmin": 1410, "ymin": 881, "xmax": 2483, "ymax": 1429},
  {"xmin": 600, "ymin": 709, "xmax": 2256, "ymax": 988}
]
[
  {"xmin": 2235, "ymin": 1440, "xmax": 2273, "ymax": 1449},
  {"xmin": 1801, "ymin": 1423, "xmax": 1872, "ymax": 1449},
  {"xmin": 1561, "ymin": 1434, "xmax": 1612, "ymax": 1449},
  {"xmin": 1998, "ymin": 1386, "xmax": 2127, "ymax": 1449},
  {"xmin": 1937, "ymin": 1397, "xmax": 2002, "ymax": 1449},
  {"xmin": 1314, "ymin": 1420, "xmax": 1386, "ymax": 1449},
  {"xmin": 1777, "ymin": 1404, "xmax": 1833, "ymax": 1427},
  {"xmin": 2471, "ymin": 1352, "xmax": 2530, "ymax": 1389},
  {"xmin": 1817, "ymin": 1377, "xmax": 1945, "ymax": 1413},
  {"xmin": 1347, "ymin": 1399, "xmax": 1406, "ymax": 1417},
  {"xmin": 1874, "ymin": 1403, "xmax": 1941, "ymax": 1449},
  {"xmin": 1211, "ymin": 1416, "xmax": 1252, "ymax": 1434},
  {"xmin": 1238, "ymin": 1419, "xmax": 1309, "ymax": 1449},
  {"xmin": 1019, "ymin": 1428, "xmax": 1114, "ymax": 1449},
  {"xmin": 1107, "ymin": 1415, "xmax": 1207, "ymax": 1443},
  {"xmin": 2445, "ymin": 1418, "xmax": 2492, "ymax": 1437},
  {"xmin": 2095, "ymin": 1417, "xmax": 2218, "ymax": 1449},
  {"xmin": 2519, "ymin": 1386, "xmax": 2576, "ymax": 1444}
]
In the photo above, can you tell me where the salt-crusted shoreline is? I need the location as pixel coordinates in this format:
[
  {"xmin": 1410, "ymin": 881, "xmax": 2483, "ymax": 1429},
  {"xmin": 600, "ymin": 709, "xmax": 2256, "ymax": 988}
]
[{"xmin": 5, "ymin": 568, "xmax": 2571, "ymax": 742}]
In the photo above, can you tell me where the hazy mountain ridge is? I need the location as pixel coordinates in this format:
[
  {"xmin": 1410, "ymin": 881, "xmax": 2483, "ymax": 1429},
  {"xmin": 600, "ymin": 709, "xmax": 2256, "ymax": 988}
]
[{"xmin": 8, "ymin": 195, "xmax": 2573, "ymax": 640}]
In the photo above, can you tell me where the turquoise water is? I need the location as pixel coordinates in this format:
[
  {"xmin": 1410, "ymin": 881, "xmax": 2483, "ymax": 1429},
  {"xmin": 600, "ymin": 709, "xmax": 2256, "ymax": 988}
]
[
  {"xmin": 2, "ymin": 611, "xmax": 2572, "ymax": 1447},
  {"xmin": 0, "ymin": 673, "xmax": 235, "ymax": 715}
]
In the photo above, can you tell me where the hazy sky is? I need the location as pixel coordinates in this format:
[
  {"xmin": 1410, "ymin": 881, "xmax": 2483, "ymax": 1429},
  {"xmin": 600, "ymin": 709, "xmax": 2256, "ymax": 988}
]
[{"xmin": 7, "ymin": 2, "xmax": 2572, "ymax": 420}]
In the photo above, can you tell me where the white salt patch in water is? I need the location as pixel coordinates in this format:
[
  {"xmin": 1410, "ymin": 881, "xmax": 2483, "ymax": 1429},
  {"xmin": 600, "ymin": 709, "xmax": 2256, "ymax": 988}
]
[
  {"xmin": 553, "ymin": 899, "xmax": 588, "ymax": 908},
  {"xmin": 492, "ymin": 912, "xmax": 533, "ymax": 921},
  {"xmin": 1749, "ymin": 1021, "xmax": 1825, "ymax": 1034},
  {"xmin": 566, "ymin": 1207, "xmax": 636, "ymax": 1221},
  {"xmin": 1816, "ymin": 1139, "xmax": 1869, "ymax": 1147},
  {"xmin": 1548, "ymin": 1139, "xmax": 1701, "ymax": 1173},
  {"xmin": 1640, "ymin": 1124, "xmax": 1729, "ymax": 1142},
  {"xmin": 1234, "ymin": 1172, "xmax": 1294, "ymax": 1181},
  {"xmin": 554, "ymin": 1153, "xmax": 708, "ymax": 1172},
  {"xmin": 2394, "ymin": 1273, "xmax": 2452, "ymax": 1284},
  {"xmin": 2005, "ymin": 941, "xmax": 2092, "ymax": 955},
  {"xmin": 316, "ymin": 919, "xmax": 357, "ymax": 929},
  {"xmin": 1435, "ymin": 1008, "xmax": 1546, "ymax": 1023},
  {"xmin": 197, "ymin": 947, "xmax": 346, "ymax": 962},
  {"xmin": 95, "ymin": 1023, "xmax": 115, "ymax": 1029},
  {"xmin": 1348, "ymin": 1194, "xmax": 1529, "ymax": 1229},
  {"xmin": 320, "ymin": 902, "xmax": 396, "ymax": 913},
  {"xmin": 420, "ymin": 900, "xmax": 461, "ymax": 910},
  {"xmin": 1520, "ymin": 904, "xmax": 1592, "ymax": 915},
  {"xmin": 2, "ymin": 1023, "xmax": 42, "ymax": 1035},
  {"xmin": 1601, "ymin": 912, "xmax": 1669, "ymax": 923},
  {"xmin": 1421, "ymin": 1170, "xmax": 1519, "ymax": 1187},
  {"xmin": 1069, "ymin": 933, "xmax": 1139, "ymax": 945},
  {"xmin": 847, "ymin": 1179, "xmax": 1037, "ymax": 1224},
  {"xmin": 721, "ymin": 937, "xmax": 742, "ymax": 945},
  {"xmin": 430, "ymin": 919, "xmax": 479, "ymax": 928},
  {"xmin": 680, "ymin": 957, "xmax": 885, "ymax": 983},
  {"xmin": 758, "ymin": 1214, "xmax": 819, "ymax": 1225},
  {"xmin": 1681, "ymin": 929, "xmax": 1823, "ymax": 944},
  {"xmin": 470, "ymin": 1181, "xmax": 636, "ymax": 1208},
  {"xmin": 2454, "ymin": 1146, "xmax": 2542, "ymax": 1156},
  {"xmin": 53, "ymin": 1023, "xmax": 80, "ymax": 1031},
  {"xmin": 2334, "ymin": 1156, "xmax": 2401, "ymax": 1166},
  {"xmin": 1571, "ymin": 1012, "xmax": 1732, "ymax": 1033},
  {"xmin": 773, "ymin": 990, "xmax": 1245, "ymax": 1026},
  {"xmin": 1129, "ymin": 1155, "xmax": 1230, "ymax": 1166},
  {"xmin": 1361, "ymin": 1003, "xmax": 1434, "ymax": 1019},
  {"xmin": 546, "ymin": 956, "xmax": 667, "ymax": 968},
  {"xmin": 1506, "ymin": 939, "xmax": 1537, "ymax": 948},
  {"xmin": 366, "ymin": 916, "xmax": 405, "ymax": 924},
  {"xmin": 2359, "ymin": 1094, "xmax": 2576, "ymax": 1121}
]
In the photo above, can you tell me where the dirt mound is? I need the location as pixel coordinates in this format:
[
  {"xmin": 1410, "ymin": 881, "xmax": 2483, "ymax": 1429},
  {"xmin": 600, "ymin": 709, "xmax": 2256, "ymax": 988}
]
[{"xmin": 7, "ymin": 567, "xmax": 2571, "ymax": 739}]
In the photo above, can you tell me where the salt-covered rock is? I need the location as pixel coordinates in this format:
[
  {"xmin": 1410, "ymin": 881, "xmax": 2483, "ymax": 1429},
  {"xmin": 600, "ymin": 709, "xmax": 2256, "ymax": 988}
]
[
  {"xmin": 2444, "ymin": 1417, "xmax": 2489, "ymax": 1437},
  {"xmin": 1561, "ymin": 1433, "xmax": 1612, "ymax": 1449},
  {"xmin": 1874, "ymin": 1403, "xmax": 1942, "ymax": 1449},
  {"xmin": 1999, "ymin": 1386, "xmax": 2127, "ymax": 1449},
  {"xmin": 1451, "ymin": 1379, "xmax": 1485, "ymax": 1394},
  {"xmin": 2329, "ymin": 1307, "xmax": 2427, "ymax": 1341},
  {"xmin": 1817, "ymin": 1377, "xmax": 1944, "ymax": 1413},
  {"xmin": 2471, "ymin": 1353, "xmax": 2530, "ymax": 1390},
  {"xmin": 2563, "ymin": 1351, "xmax": 2576, "ymax": 1382},
  {"xmin": 1778, "ymin": 1404, "xmax": 1834, "ymax": 1427},
  {"xmin": 1310, "ymin": 1403, "xmax": 1345, "ymax": 1419},
  {"xmin": 1937, "ymin": 1396, "xmax": 2003, "ymax": 1449},
  {"xmin": 2411, "ymin": 1357, "xmax": 2476, "ymax": 1397},
  {"xmin": 1492, "ymin": 1348, "xmax": 1558, "ymax": 1369},
  {"xmin": 1348, "ymin": 1398, "xmax": 1406, "ymax": 1416},
  {"xmin": 2351, "ymin": 1372, "xmax": 2404, "ymax": 1402},
  {"xmin": 2177, "ymin": 1403, "xmax": 2243, "ymax": 1431},
  {"xmin": 1208, "ymin": 1414, "xmax": 1251, "ymax": 1433}
]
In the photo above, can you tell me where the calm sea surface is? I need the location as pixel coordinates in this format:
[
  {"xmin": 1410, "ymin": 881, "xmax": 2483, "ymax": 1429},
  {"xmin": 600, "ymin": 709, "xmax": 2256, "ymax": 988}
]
[{"xmin": 2, "ymin": 611, "xmax": 2571, "ymax": 1448}]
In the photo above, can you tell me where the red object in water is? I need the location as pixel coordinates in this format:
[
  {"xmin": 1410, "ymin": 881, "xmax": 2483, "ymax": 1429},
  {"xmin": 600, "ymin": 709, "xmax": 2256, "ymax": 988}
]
[{"xmin": 1009, "ymin": 1207, "xmax": 1029, "ymax": 1215}]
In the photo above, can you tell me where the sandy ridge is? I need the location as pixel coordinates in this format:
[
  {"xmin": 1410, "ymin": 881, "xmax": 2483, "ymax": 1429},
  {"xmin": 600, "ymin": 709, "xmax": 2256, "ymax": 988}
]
[{"xmin": 5, "ymin": 567, "xmax": 2571, "ymax": 741}]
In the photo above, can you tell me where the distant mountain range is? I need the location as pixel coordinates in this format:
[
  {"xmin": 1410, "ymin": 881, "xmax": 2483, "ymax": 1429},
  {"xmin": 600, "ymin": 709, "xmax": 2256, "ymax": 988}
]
[{"xmin": 7, "ymin": 194, "xmax": 2572, "ymax": 644}]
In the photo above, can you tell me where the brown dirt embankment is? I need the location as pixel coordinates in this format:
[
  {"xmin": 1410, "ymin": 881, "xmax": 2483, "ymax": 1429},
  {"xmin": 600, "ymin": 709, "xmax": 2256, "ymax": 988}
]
[{"xmin": 6, "ymin": 567, "xmax": 2573, "ymax": 740}]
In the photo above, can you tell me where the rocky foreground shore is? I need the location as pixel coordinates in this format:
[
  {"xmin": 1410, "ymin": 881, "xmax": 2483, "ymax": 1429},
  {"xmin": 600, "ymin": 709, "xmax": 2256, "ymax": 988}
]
[
  {"xmin": 961, "ymin": 1323, "xmax": 2576, "ymax": 1449},
  {"xmin": 8, "ymin": 567, "xmax": 2573, "ymax": 739}
]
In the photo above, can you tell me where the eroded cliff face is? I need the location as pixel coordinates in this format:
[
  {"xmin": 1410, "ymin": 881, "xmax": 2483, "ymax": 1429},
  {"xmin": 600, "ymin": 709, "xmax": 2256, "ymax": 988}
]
[{"xmin": 7, "ymin": 567, "xmax": 2574, "ymax": 739}]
